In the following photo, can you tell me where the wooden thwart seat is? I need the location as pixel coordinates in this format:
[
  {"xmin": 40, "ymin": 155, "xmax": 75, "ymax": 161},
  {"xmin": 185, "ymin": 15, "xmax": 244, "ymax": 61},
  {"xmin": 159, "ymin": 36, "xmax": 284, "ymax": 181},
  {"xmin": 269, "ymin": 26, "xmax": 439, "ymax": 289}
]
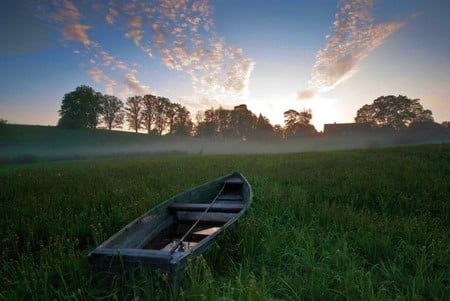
[
  {"xmin": 222, "ymin": 177, "xmax": 244, "ymax": 184},
  {"xmin": 175, "ymin": 211, "xmax": 237, "ymax": 223},
  {"xmin": 216, "ymin": 194, "xmax": 243, "ymax": 201},
  {"xmin": 193, "ymin": 227, "xmax": 221, "ymax": 236},
  {"xmin": 169, "ymin": 201, "xmax": 243, "ymax": 213}
]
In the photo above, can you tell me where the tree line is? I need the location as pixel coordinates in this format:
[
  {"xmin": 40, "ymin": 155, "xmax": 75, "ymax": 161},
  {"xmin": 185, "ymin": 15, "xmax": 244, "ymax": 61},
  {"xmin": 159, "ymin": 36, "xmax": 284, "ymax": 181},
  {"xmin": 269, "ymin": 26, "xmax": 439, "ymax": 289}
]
[
  {"xmin": 57, "ymin": 85, "xmax": 319, "ymax": 140},
  {"xmin": 57, "ymin": 85, "xmax": 448, "ymax": 139}
]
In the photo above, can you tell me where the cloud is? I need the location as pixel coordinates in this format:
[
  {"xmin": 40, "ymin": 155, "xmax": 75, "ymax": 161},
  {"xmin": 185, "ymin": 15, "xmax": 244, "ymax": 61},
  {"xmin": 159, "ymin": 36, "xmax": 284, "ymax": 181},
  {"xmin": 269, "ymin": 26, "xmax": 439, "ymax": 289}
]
[
  {"xmin": 298, "ymin": 0, "xmax": 406, "ymax": 99},
  {"xmin": 297, "ymin": 89, "xmax": 317, "ymax": 100},
  {"xmin": 124, "ymin": 72, "xmax": 153, "ymax": 95},
  {"xmin": 63, "ymin": 23, "xmax": 91, "ymax": 46},
  {"xmin": 106, "ymin": 7, "xmax": 118, "ymax": 24},
  {"xmin": 44, "ymin": 0, "xmax": 253, "ymax": 104},
  {"xmin": 105, "ymin": 0, "xmax": 255, "ymax": 101},
  {"xmin": 43, "ymin": 1, "xmax": 154, "ymax": 98},
  {"xmin": 126, "ymin": 29, "xmax": 144, "ymax": 46},
  {"xmin": 86, "ymin": 68, "xmax": 116, "ymax": 94},
  {"xmin": 129, "ymin": 16, "xmax": 142, "ymax": 28},
  {"xmin": 47, "ymin": 0, "xmax": 92, "ymax": 46}
]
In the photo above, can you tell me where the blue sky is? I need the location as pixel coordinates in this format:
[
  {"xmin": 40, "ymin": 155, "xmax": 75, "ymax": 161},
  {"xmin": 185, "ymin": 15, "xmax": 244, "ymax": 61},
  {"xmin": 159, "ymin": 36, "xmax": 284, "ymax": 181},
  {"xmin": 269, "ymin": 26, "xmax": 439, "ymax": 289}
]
[{"xmin": 1, "ymin": 0, "xmax": 449, "ymax": 130}]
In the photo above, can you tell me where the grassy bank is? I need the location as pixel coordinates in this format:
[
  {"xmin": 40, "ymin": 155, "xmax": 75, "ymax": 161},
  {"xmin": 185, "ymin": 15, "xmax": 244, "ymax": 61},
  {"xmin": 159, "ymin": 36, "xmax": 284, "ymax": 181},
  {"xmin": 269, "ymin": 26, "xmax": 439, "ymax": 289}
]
[{"xmin": 1, "ymin": 144, "xmax": 449, "ymax": 299}]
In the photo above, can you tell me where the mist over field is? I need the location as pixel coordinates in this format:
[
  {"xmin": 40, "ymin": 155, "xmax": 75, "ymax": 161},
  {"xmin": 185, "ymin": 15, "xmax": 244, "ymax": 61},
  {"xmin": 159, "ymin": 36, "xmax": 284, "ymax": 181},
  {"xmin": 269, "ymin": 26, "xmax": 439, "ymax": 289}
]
[{"xmin": 1, "ymin": 124, "xmax": 450, "ymax": 163}]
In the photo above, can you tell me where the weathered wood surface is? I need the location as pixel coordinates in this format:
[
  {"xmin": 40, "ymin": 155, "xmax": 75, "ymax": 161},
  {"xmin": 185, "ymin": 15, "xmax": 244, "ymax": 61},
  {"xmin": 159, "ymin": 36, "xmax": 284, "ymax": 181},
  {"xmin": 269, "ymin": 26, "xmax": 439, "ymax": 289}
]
[
  {"xmin": 217, "ymin": 194, "xmax": 243, "ymax": 201},
  {"xmin": 193, "ymin": 227, "xmax": 221, "ymax": 236},
  {"xmin": 175, "ymin": 211, "xmax": 238, "ymax": 223},
  {"xmin": 222, "ymin": 177, "xmax": 244, "ymax": 184},
  {"xmin": 169, "ymin": 201, "xmax": 243, "ymax": 213}
]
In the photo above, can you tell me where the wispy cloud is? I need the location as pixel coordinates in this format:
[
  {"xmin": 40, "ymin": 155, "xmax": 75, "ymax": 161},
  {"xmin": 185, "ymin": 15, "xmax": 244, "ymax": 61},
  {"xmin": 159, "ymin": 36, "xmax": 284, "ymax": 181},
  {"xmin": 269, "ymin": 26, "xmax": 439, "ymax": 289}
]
[
  {"xmin": 124, "ymin": 72, "xmax": 152, "ymax": 95},
  {"xmin": 43, "ymin": 0, "xmax": 253, "ymax": 104},
  {"xmin": 105, "ymin": 0, "xmax": 255, "ymax": 101},
  {"xmin": 48, "ymin": 0, "xmax": 91, "ymax": 46},
  {"xmin": 106, "ymin": 7, "xmax": 118, "ymax": 24},
  {"xmin": 43, "ymin": 0, "xmax": 154, "ymax": 98},
  {"xmin": 298, "ymin": 0, "xmax": 405, "ymax": 100},
  {"xmin": 89, "ymin": 45, "xmax": 154, "ymax": 97},
  {"xmin": 86, "ymin": 67, "xmax": 116, "ymax": 94}
]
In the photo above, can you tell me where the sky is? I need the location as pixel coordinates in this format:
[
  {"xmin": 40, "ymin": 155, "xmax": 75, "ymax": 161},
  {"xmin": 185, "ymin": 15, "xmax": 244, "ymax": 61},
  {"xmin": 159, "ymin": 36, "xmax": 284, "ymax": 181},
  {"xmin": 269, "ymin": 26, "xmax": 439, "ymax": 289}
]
[{"xmin": 1, "ymin": 0, "xmax": 449, "ymax": 131}]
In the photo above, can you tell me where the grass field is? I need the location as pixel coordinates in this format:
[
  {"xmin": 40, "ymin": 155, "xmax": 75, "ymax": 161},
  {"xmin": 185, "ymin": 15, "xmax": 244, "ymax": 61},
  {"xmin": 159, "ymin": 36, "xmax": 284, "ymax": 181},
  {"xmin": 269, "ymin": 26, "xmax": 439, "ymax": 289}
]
[{"xmin": 1, "ymin": 144, "xmax": 449, "ymax": 300}]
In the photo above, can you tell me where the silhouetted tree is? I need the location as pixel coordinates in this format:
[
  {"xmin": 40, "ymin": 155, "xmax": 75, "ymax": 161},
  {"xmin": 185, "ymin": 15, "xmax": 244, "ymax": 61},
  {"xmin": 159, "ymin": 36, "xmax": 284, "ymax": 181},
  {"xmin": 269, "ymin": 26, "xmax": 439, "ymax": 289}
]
[
  {"xmin": 166, "ymin": 102, "xmax": 178, "ymax": 134},
  {"xmin": 0, "ymin": 118, "xmax": 7, "ymax": 125},
  {"xmin": 284, "ymin": 108, "xmax": 317, "ymax": 138},
  {"xmin": 142, "ymin": 94, "xmax": 157, "ymax": 134},
  {"xmin": 125, "ymin": 96, "xmax": 143, "ymax": 133},
  {"xmin": 216, "ymin": 107, "xmax": 232, "ymax": 138},
  {"xmin": 231, "ymin": 104, "xmax": 257, "ymax": 140},
  {"xmin": 58, "ymin": 85, "xmax": 101, "ymax": 129},
  {"xmin": 196, "ymin": 108, "xmax": 217, "ymax": 138},
  {"xmin": 154, "ymin": 97, "xmax": 170, "ymax": 135},
  {"xmin": 253, "ymin": 113, "xmax": 274, "ymax": 140},
  {"xmin": 273, "ymin": 124, "xmax": 285, "ymax": 139},
  {"xmin": 100, "ymin": 95, "xmax": 124, "ymax": 130},
  {"xmin": 172, "ymin": 105, "xmax": 193, "ymax": 136},
  {"xmin": 355, "ymin": 95, "xmax": 434, "ymax": 130}
]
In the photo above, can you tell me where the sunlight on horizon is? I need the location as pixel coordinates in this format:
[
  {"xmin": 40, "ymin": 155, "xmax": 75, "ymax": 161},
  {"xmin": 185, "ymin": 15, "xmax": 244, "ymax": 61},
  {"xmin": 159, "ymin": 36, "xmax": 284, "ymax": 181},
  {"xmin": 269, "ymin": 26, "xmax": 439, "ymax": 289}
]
[{"xmin": 247, "ymin": 94, "xmax": 340, "ymax": 132}]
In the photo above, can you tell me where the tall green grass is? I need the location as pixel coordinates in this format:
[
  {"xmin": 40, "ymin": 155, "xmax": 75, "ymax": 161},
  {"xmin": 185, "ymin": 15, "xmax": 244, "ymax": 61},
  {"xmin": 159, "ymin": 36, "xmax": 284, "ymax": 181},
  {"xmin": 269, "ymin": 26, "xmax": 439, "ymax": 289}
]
[{"xmin": 1, "ymin": 144, "xmax": 449, "ymax": 300}]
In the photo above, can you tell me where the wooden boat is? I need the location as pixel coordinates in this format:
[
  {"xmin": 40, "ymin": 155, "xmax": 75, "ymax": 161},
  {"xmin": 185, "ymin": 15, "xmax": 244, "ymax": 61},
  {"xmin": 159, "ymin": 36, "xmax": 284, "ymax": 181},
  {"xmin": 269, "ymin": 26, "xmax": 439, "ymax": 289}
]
[{"xmin": 88, "ymin": 172, "xmax": 252, "ymax": 275}]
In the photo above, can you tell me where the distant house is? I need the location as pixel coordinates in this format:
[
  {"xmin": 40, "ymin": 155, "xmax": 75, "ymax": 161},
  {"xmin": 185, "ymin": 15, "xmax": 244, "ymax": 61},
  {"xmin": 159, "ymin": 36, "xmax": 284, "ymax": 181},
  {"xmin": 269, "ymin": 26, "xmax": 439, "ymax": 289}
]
[{"xmin": 324, "ymin": 122, "xmax": 372, "ymax": 136}]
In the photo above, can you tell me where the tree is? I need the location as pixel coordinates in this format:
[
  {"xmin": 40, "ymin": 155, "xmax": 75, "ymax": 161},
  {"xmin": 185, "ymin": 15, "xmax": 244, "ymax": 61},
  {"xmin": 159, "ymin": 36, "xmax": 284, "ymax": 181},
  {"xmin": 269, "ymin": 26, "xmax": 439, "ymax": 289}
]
[
  {"xmin": 172, "ymin": 104, "xmax": 193, "ymax": 136},
  {"xmin": 100, "ymin": 95, "xmax": 124, "ymax": 130},
  {"xmin": 273, "ymin": 124, "xmax": 285, "ymax": 139},
  {"xmin": 355, "ymin": 95, "xmax": 434, "ymax": 130},
  {"xmin": 0, "ymin": 118, "xmax": 7, "ymax": 125},
  {"xmin": 125, "ymin": 96, "xmax": 143, "ymax": 133},
  {"xmin": 231, "ymin": 104, "xmax": 257, "ymax": 141},
  {"xmin": 165, "ymin": 102, "xmax": 178, "ymax": 135},
  {"xmin": 142, "ymin": 94, "xmax": 157, "ymax": 134},
  {"xmin": 196, "ymin": 108, "xmax": 217, "ymax": 138},
  {"xmin": 284, "ymin": 108, "xmax": 316, "ymax": 138},
  {"xmin": 253, "ymin": 113, "xmax": 274, "ymax": 140},
  {"xmin": 57, "ymin": 85, "xmax": 101, "ymax": 129},
  {"xmin": 154, "ymin": 97, "xmax": 170, "ymax": 135}
]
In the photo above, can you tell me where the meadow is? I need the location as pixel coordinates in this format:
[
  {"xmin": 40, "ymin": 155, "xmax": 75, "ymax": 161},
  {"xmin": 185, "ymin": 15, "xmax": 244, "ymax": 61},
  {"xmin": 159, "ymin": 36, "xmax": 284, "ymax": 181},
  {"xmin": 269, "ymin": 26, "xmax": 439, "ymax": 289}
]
[{"xmin": 0, "ymin": 144, "xmax": 449, "ymax": 300}]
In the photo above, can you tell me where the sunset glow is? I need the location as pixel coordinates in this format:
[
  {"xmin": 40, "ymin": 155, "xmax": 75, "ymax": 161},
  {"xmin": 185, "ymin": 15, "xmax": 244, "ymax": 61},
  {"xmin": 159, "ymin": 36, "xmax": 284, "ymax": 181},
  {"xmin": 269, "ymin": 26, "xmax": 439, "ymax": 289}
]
[{"xmin": 1, "ymin": 0, "xmax": 449, "ymax": 128}]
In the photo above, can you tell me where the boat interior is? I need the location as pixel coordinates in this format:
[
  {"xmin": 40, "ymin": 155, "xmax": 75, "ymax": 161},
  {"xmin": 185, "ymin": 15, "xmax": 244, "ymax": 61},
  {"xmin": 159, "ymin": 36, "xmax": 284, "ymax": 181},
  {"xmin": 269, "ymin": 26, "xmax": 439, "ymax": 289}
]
[
  {"xmin": 97, "ymin": 176, "xmax": 247, "ymax": 254},
  {"xmin": 146, "ymin": 176, "xmax": 245, "ymax": 252}
]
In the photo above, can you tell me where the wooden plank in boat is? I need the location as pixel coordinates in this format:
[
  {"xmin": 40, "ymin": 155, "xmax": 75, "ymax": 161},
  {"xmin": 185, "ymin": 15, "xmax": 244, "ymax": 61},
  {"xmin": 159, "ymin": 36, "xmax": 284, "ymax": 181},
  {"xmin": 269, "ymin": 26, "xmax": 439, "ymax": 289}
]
[
  {"xmin": 193, "ymin": 227, "xmax": 221, "ymax": 236},
  {"xmin": 222, "ymin": 177, "xmax": 244, "ymax": 184},
  {"xmin": 169, "ymin": 202, "xmax": 243, "ymax": 213},
  {"xmin": 176, "ymin": 211, "xmax": 237, "ymax": 223},
  {"xmin": 217, "ymin": 194, "xmax": 243, "ymax": 201}
]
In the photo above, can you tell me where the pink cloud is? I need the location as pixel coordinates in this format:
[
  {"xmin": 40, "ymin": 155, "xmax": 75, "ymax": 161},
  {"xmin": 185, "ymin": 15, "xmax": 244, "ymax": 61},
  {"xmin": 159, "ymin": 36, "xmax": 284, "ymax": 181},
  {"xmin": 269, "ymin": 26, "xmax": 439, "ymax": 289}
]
[
  {"xmin": 63, "ymin": 23, "xmax": 91, "ymax": 46},
  {"xmin": 106, "ymin": 7, "xmax": 118, "ymax": 24},
  {"xmin": 103, "ymin": 0, "xmax": 254, "ymax": 101},
  {"xmin": 47, "ymin": 0, "xmax": 92, "ymax": 46},
  {"xmin": 298, "ymin": 0, "xmax": 406, "ymax": 99}
]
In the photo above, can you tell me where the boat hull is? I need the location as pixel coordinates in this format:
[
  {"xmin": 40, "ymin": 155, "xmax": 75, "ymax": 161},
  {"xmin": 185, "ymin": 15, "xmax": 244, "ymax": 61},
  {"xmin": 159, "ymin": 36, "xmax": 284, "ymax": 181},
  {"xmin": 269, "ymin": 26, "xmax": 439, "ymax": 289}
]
[{"xmin": 88, "ymin": 172, "xmax": 252, "ymax": 274}]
